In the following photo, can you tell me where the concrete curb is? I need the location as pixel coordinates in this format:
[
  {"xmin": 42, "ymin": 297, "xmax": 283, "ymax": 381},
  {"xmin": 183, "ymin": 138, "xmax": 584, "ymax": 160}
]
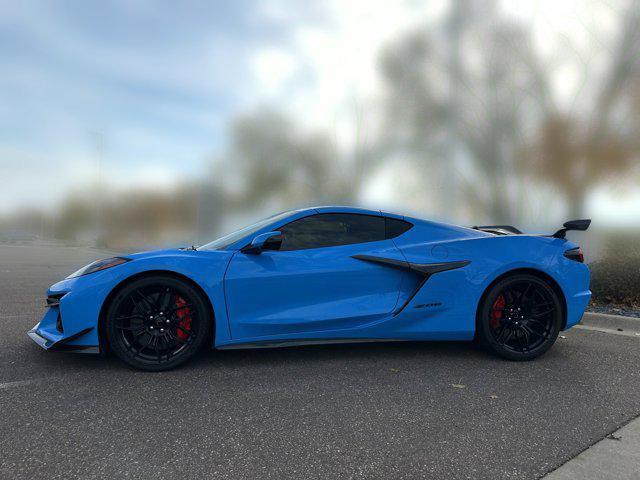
[
  {"xmin": 543, "ymin": 415, "xmax": 640, "ymax": 480},
  {"xmin": 579, "ymin": 312, "xmax": 640, "ymax": 335}
]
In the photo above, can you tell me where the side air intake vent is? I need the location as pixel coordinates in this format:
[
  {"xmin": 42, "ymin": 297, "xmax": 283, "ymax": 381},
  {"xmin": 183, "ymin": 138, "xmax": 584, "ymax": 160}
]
[{"xmin": 46, "ymin": 293, "xmax": 66, "ymax": 307}]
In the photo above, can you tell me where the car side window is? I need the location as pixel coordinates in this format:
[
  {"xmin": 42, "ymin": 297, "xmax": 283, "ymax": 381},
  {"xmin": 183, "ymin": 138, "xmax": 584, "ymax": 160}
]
[
  {"xmin": 274, "ymin": 214, "xmax": 386, "ymax": 251},
  {"xmin": 384, "ymin": 217, "xmax": 413, "ymax": 239}
]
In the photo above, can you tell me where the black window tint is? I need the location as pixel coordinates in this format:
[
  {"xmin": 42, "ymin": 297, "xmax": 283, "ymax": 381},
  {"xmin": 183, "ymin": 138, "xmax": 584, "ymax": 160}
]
[
  {"xmin": 278, "ymin": 214, "xmax": 385, "ymax": 251},
  {"xmin": 384, "ymin": 217, "xmax": 413, "ymax": 239}
]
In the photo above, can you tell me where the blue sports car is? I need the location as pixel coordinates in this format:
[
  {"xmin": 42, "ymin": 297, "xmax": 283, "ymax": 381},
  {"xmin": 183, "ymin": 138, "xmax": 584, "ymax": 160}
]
[{"xmin": 28, "ymin": 206, "xmax": 591, "ymax": 371}]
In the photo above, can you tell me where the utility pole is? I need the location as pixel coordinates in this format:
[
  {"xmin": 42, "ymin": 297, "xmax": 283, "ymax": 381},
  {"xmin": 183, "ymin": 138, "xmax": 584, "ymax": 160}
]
[
  {"xmin": 92, "ymin": 131, "xmax": 105, "ymax": 247},
  {"xmin": 195, "ymin": 179, "xmax": 201, "ymax": 247}
]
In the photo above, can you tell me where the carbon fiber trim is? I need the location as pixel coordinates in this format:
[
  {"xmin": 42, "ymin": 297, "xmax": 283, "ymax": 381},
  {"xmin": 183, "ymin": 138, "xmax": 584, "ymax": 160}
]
[{"xmin": 351, "ymin": 255, "xmax": 470, "ymax": 277}]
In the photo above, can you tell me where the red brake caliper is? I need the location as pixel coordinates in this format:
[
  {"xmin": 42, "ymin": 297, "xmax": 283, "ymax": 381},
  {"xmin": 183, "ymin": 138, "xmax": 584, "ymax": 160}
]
[
  {"xmin": 491, "ymin": 294, "xmax": 505, "ymax": 328},
  {"xmin": 175, "ymin": 296, "xmax": 192, "ymax": 341}
]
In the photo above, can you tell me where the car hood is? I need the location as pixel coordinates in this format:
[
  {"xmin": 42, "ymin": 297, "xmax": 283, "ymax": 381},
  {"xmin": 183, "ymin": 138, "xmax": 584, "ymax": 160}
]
[{"xmin": 125, "ymin": 247, "xmax": 192, "ymax": 260}]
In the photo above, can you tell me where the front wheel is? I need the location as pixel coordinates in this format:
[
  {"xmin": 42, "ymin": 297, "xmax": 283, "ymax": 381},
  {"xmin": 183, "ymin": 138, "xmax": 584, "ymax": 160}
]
[
  {"xmin": 105, "ymin": 275, "xmax": 212, "ymax": 371},
  {"xmin": 476, "ymin": 274, "xmax": 562, "ymax": 361}
]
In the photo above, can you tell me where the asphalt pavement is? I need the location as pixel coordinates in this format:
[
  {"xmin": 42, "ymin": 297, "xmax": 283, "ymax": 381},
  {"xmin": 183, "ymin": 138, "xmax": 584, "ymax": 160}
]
[{"xmin": 1, "ymin": 245, "xmax": 639, "ymax": 480}]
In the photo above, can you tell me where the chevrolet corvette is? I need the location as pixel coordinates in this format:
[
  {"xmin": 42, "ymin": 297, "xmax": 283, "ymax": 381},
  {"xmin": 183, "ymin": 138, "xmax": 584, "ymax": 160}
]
[{"xmin": 28, "ymin": 206, "xmax": 591, "ymax": 371}]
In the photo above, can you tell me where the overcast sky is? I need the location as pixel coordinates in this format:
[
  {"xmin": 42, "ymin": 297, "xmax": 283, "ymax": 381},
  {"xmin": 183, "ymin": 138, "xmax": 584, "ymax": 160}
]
[
  {"xmin": 1, "ymin": 0, "xmax": 638, "ymax": 223},
  {"xmin": 0, "ymin": 0, "xmax": 423, "ymax": 213}
]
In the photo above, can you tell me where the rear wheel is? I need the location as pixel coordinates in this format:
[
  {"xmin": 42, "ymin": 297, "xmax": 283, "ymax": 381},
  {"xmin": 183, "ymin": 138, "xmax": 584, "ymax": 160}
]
[
  {"xmin": 477, "ymin": 274, "xmax": 562, "ymax": 361},
  {"xmin": 105, "ymin": 275, "xmax": 211, "ymax": 371}
]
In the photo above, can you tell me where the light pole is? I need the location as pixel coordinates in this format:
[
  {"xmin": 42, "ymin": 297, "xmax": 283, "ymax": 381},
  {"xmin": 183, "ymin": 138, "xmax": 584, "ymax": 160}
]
[{"xmin": 91, "ymin": 131, "xmax": 105, "ymax": 247}]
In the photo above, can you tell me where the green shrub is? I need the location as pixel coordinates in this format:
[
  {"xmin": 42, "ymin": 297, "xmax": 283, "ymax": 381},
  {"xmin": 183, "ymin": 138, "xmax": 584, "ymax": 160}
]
[{"xmin": 590, "ymin": 232, "xmax": 640, "ymax": 308}]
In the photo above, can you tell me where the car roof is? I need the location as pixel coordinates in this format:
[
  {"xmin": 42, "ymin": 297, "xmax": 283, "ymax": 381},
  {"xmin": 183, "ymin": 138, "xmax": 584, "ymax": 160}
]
[
  {"xmin": 309, "ymin": 205, "xmax": 385, "ymax": 216},
  {"xmin": 306, "ymin": 205, "xmax": 416, "ymax": 223}
]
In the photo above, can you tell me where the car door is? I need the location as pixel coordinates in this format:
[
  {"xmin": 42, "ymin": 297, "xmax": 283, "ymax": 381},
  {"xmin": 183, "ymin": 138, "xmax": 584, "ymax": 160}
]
[{"xmin": 224, "ymin": 213, "xmax": 412, "ymax": 340}]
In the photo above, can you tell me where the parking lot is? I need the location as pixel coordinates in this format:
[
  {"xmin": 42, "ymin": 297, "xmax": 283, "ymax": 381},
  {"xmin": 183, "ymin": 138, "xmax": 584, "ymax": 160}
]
[{"xmin": 1, "ymin": 245, "xmax": 639, "ymax": 479}]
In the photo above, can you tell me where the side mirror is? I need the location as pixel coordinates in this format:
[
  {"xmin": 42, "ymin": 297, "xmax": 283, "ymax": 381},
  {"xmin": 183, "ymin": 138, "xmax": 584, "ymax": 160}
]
[{"xmin": 241, "ymin": 231, "xmax": 282, "ymax": 255}]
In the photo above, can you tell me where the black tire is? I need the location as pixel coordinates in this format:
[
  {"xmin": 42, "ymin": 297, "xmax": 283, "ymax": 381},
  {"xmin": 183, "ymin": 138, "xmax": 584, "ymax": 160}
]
[
  {"xmin": 105, "ymin": 275, "xmax": 212, "ymax": 371},
  {"xmin": 476, "ymin": 273, "xmax": 562, "ymax": 361}
]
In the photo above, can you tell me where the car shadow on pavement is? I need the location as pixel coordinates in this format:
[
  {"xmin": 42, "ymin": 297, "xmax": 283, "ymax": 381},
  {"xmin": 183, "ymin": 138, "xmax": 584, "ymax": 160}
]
[
  {"xmin": 21, "ymin": 339, "xmax": 488, "ymax": 374},
  {"xmin": 192, "ymin": 340, "xmax": 487, "ymax": 369}
]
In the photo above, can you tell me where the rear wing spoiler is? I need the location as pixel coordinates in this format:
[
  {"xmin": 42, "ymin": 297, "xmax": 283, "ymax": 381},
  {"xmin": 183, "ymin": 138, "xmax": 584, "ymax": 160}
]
[
  {"xmin": 551, "ymin": 219, "xmax": 591, "ymax": 239},
  {"xmin": 472, "ymin": 219, "xmax": 591, "ymax": 239}
]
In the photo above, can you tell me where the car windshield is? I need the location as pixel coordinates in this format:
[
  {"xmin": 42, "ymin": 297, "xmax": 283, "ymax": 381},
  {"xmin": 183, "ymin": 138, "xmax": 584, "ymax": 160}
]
[{"xmin": 198, "ymin": 210, "xmax": 294, "ymax": 251}]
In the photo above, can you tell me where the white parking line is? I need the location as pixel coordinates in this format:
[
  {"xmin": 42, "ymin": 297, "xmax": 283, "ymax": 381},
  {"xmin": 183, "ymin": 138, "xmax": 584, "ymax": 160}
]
[
  {"xmin": 584, "ymin": 311, "xmax": 640, "ymax": 322},
  {"xmin": 0, "ymin": 379, "xmax": 37, "ymax": 390},
  {"xmin": 574, "ymin": 324, "xmax": 640, "ymax": 338}
]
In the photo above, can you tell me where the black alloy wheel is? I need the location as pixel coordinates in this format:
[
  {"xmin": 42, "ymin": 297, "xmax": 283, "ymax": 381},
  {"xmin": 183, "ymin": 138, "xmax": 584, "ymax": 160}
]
[
  {"xmin": 477, "ymin": 273, "xmax": 562, "ymax": 361},
  {"xmin": 105, "ymin": 275, "xmax": 211, "ymax": 371}
]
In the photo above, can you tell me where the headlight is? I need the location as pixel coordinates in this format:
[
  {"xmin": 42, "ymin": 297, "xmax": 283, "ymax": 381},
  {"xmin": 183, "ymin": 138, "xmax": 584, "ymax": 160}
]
[{"xmin": 67, "ymin": 257, "xmax": 131, "ymax": 279}]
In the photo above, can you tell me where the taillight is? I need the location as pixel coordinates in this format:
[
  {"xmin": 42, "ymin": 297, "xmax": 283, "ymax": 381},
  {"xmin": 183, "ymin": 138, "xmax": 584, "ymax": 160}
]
[{"xmin": 564, "ymin": 247, "xmax": 584, "ymax": 263}]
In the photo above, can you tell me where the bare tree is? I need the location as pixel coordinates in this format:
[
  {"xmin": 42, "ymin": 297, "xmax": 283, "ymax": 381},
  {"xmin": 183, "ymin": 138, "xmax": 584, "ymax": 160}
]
[
  {"xmin": 523, "ymin": 4, "xmax": 640, "ymax": 218},
  {"xmin": 379, "ymin": 2, "xmax": 550, "ymax": 222},
  {"xmin": 379, "ymin": 0, "xmax": 640, "ymax": 222},
  {"xmin": 220, "ymin": 108, "xmax": 376, "ymax": 210}
]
